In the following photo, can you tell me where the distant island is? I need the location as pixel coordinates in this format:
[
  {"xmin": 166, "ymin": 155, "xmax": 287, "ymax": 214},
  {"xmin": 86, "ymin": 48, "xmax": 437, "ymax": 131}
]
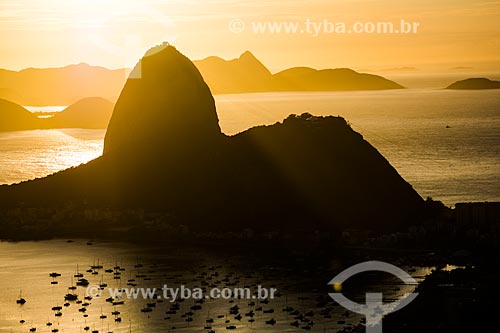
[
  {"xmin": 446, "ymin": 78, "xmax": 500, "ymax": 90},
  {"xmin": 0, "ymin": 52, "xmax": 403, "ymax": 106},
  {"xmin": 0, "ymin": 97, "xmax": 114, "ymax": 132},
  {"xmin": 0, "ymin": 98, "xmax": 40, "ymax": 131},
  {"xmin": 47, "ymin": 97, "xmax": 114, "ymax": 129},
  {"xmin": 0, "ymin": 44, "xmax": 427, "ymax": 241}
]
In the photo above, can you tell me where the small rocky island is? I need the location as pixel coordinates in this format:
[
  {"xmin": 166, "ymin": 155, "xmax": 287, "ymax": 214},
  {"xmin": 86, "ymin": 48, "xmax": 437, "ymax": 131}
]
[{"xmin": 446, "ymin": 78, "xmax": 500, "ymax": 90}]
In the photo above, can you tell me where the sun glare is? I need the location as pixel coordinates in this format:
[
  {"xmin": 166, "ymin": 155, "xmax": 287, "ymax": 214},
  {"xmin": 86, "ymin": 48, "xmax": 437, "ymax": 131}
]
[{"xmin": 62, "ymin": 0, "xmax": 123, "ymax": 26}]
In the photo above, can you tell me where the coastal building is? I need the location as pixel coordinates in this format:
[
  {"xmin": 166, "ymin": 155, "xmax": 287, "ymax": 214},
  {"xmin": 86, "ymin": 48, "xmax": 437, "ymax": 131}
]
[{"xmin": 455, "ymin": 202, "xmax": 500, "ymax": 228}]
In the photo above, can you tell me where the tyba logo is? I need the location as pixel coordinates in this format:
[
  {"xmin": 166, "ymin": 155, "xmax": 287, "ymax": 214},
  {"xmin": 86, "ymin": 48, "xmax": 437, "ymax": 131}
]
[{"xmin": 328, "ymin": 261, "xmax": 419, "ymax": 333}]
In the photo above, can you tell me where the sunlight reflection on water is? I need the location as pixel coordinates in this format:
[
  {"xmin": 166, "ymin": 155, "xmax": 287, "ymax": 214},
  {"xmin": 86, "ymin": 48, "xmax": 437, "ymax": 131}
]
[
  {"xmin": 1, "ymin": 90, "xmax": 499, "ymax": 206},
  {"xmin": 0, "ymin": 129, "xmax": 105, "ymax": 184}
]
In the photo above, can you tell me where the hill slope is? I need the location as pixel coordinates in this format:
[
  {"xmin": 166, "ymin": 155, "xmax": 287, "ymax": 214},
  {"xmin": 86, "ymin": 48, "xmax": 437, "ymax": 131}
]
[
  {"xmin": 0, "ymin": 99, "xmax": 40, "ymax": 131},
  {"xmin": 50, "ymin": 97, "xmax": 114, "ymax": 129}
]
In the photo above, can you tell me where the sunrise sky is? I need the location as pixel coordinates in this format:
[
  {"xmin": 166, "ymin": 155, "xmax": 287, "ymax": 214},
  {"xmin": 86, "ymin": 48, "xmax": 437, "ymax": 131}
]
[{"xmin": 1, "ymin": 0, "xmax": 499, "ymax": 72}]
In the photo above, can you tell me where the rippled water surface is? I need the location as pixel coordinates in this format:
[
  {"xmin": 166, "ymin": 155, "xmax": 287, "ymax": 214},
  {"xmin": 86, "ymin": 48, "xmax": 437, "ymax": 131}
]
[
  {"xmin": 0, "ymin": 240, "xmax": 431, "ymax": 333},
  {"xmin": 1, "ymin": 89, "xmax": 499, "ymax": 205}
]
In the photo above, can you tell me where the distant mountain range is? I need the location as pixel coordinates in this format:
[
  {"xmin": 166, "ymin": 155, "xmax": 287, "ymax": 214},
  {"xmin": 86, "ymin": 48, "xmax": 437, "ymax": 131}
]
[
  {"xmin": 0, "ymin": 52, "xmax": 403, "ymax": 106},
  {"xmin": 0, "ymin": 65, "xmax": 127, "ymax": 106},
  {"xmin": 446, "ymin": 78, "xmax": 500, "ymax": 90},
  {"xmin": 0, "ymin": 97, "xmax": 114, "ymax": 132},
  {"xmin": 193, "ymin": 51, "xmax": 403, "ymax": 94}
]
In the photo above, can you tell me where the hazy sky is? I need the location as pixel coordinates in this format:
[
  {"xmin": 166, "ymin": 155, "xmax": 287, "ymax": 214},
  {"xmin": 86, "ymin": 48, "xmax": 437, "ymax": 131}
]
[{"xmin": 1, "ymin": 0, "xmax": 499, "ymax": 72}]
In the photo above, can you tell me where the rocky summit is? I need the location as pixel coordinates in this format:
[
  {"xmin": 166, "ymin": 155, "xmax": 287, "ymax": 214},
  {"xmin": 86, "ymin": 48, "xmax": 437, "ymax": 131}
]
[{"xmin": 104, "ymin": 43, "xmax": 222, "ymax": 155}]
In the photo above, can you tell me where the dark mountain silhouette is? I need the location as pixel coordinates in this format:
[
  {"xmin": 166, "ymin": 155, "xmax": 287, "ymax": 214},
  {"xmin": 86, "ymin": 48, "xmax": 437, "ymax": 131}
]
[
  {"xmin": 50, "ymin": 97, "xmax": 114, "ymax": 129},
  {"xmin": 0, "ymin": 44, "xmax": 424, "ymax": 235},
  {"xmin": 104, "ymin": 44, "xmax": 221, "ymax": 155},
  {"xmin": 219, "ymin": 114, "xmax": 423, "ymax": 230},
  {"xmin": 0, "ymin": 98, "xmax": 40, "ymax": 131},
  {"xmin": 0, "ymin": 52, "xmax": 404, "ymax": 106},
  {"xmin": 446, "ymin": 78, "xmax": 500, "ymax": 90}
]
